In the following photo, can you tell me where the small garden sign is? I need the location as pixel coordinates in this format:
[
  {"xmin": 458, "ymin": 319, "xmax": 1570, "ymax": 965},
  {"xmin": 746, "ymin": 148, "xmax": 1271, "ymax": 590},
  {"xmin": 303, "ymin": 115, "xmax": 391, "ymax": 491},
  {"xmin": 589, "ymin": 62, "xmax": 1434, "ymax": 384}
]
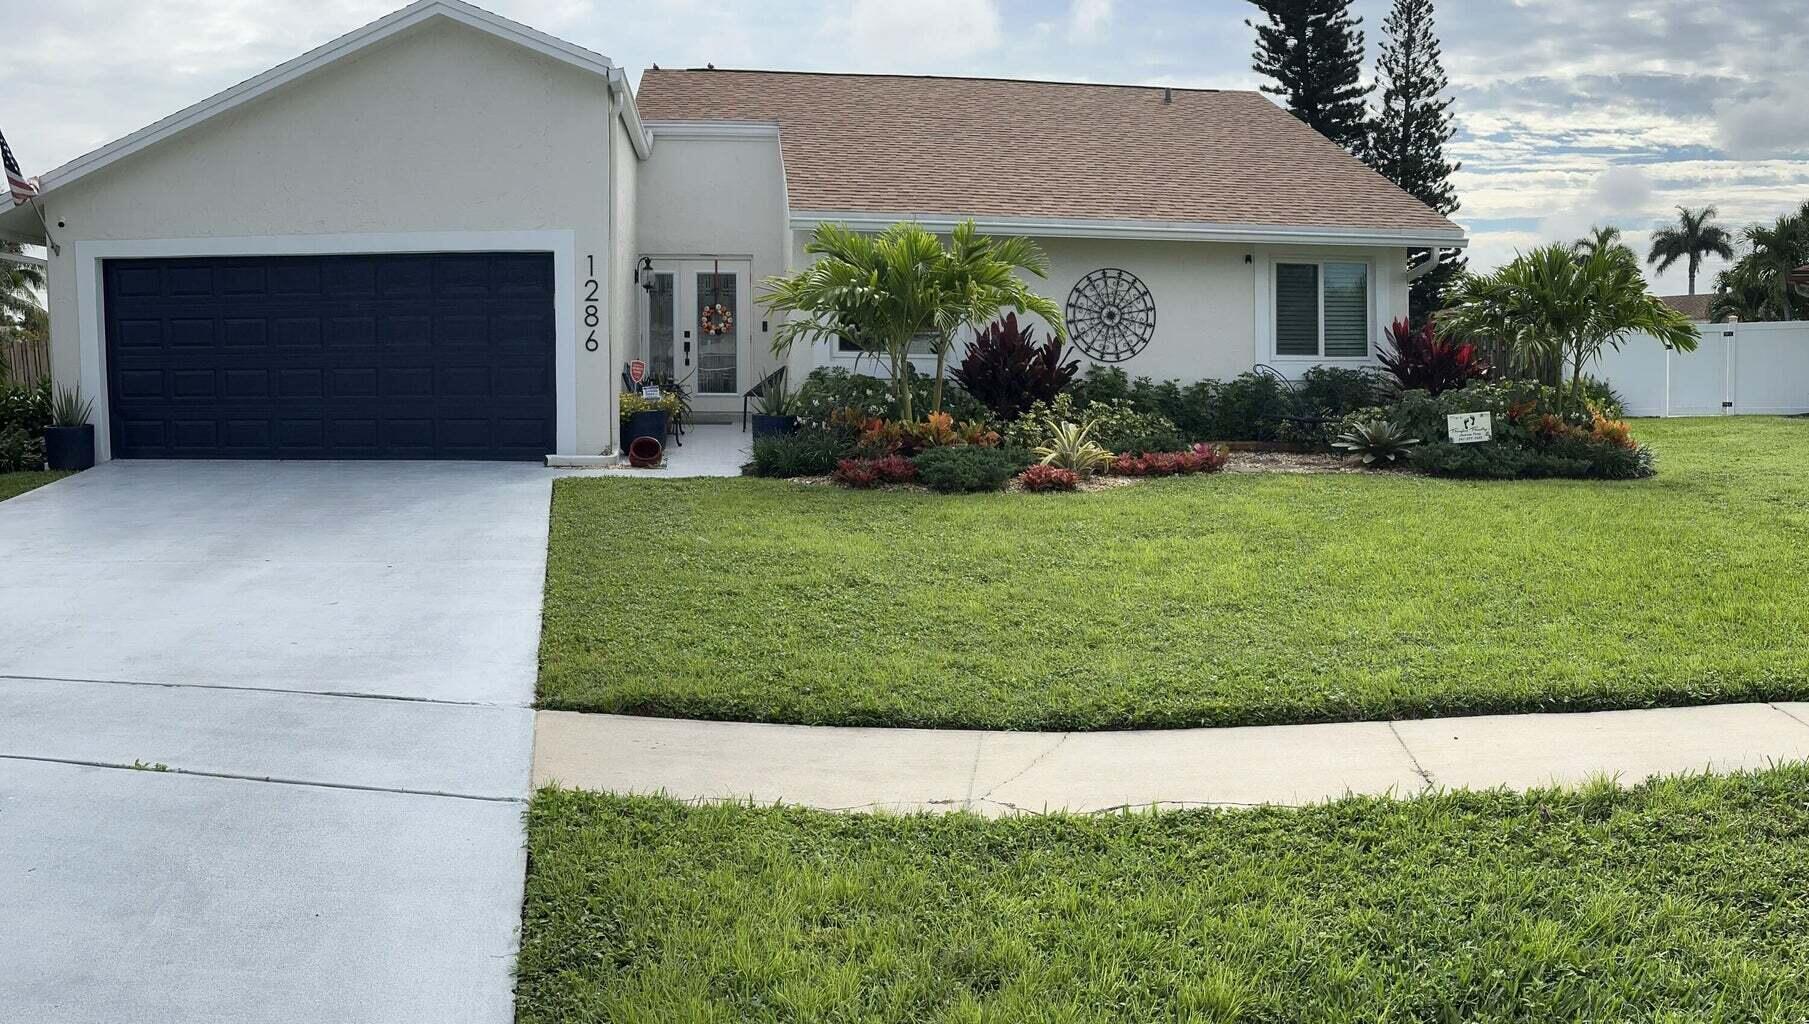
[{"xmin": 1447, "ymin": 412, "xmax": 1492, "ymax": 444}]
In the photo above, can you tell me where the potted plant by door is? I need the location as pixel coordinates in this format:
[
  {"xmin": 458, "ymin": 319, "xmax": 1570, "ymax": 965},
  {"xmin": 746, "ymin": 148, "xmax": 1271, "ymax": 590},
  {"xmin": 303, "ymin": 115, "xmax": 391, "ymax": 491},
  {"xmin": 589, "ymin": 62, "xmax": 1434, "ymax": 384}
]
[
  {"xmin": 750, "ymin": 380, "xmax": 800, "ymax": 439},
  {"xmin": 619, "ymin": 390, "xmax": 678, "ymax": 452},
  {"xmin": 44, "ymin": 385, "xmax": 96, "ymax": 471}
]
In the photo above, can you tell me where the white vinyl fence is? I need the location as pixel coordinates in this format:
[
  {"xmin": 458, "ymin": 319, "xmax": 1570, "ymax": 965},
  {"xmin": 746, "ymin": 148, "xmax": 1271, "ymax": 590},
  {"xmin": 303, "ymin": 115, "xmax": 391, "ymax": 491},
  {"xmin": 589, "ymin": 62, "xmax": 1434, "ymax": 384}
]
[{"xmin": 1588, "ymin": 320, "xmax": 1809, "ymax": 418}]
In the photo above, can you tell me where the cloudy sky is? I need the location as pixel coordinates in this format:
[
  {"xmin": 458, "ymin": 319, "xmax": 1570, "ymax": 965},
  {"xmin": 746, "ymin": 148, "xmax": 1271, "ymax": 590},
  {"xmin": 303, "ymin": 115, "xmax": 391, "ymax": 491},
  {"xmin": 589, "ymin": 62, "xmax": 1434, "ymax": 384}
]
[{"xmin": 5, "ymin": 0, "xmax": 1805, "ymax": 294}]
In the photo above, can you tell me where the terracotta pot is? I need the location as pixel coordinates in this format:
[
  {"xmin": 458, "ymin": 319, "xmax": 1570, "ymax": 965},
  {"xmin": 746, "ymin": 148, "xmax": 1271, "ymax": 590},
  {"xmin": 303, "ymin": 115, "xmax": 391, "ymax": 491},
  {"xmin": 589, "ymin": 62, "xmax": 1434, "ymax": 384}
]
[{"xmin": 627, "ymin": 435, "xmax": 664, "ymax": 468}]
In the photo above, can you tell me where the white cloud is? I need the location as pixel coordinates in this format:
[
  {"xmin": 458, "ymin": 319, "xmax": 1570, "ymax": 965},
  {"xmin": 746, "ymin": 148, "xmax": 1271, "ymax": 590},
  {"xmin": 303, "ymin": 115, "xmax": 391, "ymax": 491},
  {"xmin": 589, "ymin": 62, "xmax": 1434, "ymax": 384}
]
[
  {"xmin": 839, "ymin": 0, "xmax": 1002, "ymax": 65},
  {"xmin": 1067, "ymin": 0, "xmax": 1113, "ymax": 43},
  {"xmin": 1716, "ymin": 97, "xmax": 1809, "ymax": 160}
]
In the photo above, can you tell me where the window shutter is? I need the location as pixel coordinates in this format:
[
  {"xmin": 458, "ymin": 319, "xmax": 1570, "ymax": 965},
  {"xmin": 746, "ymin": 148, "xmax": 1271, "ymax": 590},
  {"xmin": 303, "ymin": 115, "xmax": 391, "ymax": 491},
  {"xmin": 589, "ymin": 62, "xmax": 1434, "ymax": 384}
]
[
  {"xmin": 1275, "ymin": 263, "xmax": 1320, "ymax": 356},
  {"xmin": 1323, "ymin": 263, "xmax": 1370, "ymax": 358}
]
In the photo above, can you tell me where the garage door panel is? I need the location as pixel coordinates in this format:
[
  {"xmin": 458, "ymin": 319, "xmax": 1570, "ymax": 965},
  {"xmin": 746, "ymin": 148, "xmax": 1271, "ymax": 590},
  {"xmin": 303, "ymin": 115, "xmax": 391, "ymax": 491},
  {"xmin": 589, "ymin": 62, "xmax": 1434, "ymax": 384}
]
[{"xmin": 105, "ymin": 252, "xmax": 555, "ymax": 460}]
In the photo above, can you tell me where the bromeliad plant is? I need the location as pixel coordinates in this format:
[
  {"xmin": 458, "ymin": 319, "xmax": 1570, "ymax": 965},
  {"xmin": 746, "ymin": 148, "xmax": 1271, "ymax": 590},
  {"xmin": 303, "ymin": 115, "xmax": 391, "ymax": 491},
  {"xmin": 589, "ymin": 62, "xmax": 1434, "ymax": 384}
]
[
  {"xmin": 1377, "ymin": 318, "xmax": 1487, "ymax": 396},
  {"xmin": 1033, "ymin": 419, "xmax": 1114, "ymax": 478},
  {"xmin": 760, "ymin": 221, "xmax": 1065, "ymax": 422},
  {"xmin": 1333, "ymin": 419, "xmax": 1420, "ymax": 466}
]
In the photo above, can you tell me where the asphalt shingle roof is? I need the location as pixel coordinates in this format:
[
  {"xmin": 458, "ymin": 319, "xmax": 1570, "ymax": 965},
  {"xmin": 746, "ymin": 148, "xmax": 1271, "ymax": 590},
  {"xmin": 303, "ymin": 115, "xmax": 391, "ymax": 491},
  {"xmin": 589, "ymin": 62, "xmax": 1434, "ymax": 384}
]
[{"xmin": 635, "ymin": 69, "xmax": 1465, "ymax": 238}]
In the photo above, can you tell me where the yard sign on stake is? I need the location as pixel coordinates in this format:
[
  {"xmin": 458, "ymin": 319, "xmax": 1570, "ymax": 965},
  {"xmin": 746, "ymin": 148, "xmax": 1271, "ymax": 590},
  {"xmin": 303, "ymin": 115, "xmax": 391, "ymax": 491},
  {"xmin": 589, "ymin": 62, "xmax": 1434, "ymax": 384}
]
[{"xmin": 1447, "ymin": 412, "xmax": 1492, "ymax": 444}]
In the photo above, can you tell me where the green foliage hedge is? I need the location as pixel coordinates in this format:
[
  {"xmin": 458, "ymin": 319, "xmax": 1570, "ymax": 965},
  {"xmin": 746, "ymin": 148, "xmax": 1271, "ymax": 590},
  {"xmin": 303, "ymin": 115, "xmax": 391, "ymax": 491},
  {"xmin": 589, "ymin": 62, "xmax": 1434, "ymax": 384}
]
[
  {"xmin": 0, "ymin": 378, "xmax": 49, "ymax": 472},
  {"xmin": 912, "ymin": 445, "xmax": 1034, "ymax": 493},
  {"xmin": 747, "ymin": 427, "xmax": 849, "ymax": 478},
  {"xmin": 793, "ymin": 367, "xmax": 987, "ymax": 426}
]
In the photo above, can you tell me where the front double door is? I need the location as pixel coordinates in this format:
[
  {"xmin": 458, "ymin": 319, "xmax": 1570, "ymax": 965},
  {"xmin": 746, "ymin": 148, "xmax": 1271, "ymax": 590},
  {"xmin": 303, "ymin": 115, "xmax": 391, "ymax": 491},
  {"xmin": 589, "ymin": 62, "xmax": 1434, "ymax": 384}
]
[{"xmin": 641, "ymin": 259, "xmax": 749, "ymax": 400}]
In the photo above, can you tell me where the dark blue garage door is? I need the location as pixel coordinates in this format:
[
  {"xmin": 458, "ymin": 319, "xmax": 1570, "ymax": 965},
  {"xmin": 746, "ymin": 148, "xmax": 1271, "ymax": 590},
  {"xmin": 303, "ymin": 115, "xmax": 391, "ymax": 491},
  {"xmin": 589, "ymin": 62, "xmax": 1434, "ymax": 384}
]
[{"xmin": 104, "ymin": 252, "xmax": 556, "ymax": 460}]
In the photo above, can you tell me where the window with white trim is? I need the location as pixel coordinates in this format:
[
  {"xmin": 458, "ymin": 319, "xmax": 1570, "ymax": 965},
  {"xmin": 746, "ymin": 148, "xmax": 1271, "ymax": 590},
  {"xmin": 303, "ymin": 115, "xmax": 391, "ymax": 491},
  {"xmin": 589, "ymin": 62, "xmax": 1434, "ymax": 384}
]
[{"xmin": 1274, "ymin": 260, "xmax": 1370, "ymax": 358}]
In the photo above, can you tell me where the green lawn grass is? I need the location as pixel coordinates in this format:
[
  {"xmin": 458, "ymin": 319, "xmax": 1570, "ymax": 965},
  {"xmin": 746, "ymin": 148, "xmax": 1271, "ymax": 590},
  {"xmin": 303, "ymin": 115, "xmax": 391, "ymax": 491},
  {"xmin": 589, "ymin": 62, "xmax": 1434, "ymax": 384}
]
[
  {"xmin": 518, "ymin": 767, "xmax": 1809, "ymax": 1023},
  {"xmin": 0, "ymin": 470, "xmax": 69, "ymax": 502},
  {"xmin": 539, "ymin": 417, "xmax": 1809, "ymax": 730}
]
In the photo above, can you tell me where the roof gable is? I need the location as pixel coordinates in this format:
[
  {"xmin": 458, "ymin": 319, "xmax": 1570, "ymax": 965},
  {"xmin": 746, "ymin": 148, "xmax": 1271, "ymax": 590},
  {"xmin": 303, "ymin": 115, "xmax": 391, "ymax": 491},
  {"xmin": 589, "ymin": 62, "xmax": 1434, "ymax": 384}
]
[
  {"xmin": 636, "ymin": 69, "xmax": 1465, "ymax": 245},
  {"xmin": 34, "ymin": 0, "xmax": 629, "ymax": 196}
]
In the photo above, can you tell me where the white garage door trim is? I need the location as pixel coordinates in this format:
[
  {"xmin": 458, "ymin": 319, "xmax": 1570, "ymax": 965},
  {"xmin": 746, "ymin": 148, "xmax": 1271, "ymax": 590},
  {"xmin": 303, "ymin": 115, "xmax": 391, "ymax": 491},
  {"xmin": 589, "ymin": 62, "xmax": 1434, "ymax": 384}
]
[{"xmin": 74, "ymin": 230, "xmax": 580, "ymax": 462}]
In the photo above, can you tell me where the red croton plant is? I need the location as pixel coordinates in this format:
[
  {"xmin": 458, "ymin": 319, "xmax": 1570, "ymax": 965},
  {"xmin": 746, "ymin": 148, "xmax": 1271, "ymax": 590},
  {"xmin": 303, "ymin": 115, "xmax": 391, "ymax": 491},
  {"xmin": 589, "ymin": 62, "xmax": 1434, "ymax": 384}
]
[{"xmin": 1377, "ymin": 318, "xmax": 1489, "ymax": 396}]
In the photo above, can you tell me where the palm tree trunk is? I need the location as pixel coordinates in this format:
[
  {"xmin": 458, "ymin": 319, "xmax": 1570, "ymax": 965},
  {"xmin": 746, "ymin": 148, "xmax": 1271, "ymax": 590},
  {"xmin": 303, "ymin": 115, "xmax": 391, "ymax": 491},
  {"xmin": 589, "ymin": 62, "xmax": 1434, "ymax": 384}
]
[
  {"xmin": 930, "ymin": 349, "xmax": 946, "ymax": 416},
  {"xmin": 892, "ymin": 340, "xmax": 913, "ymax": 422}
]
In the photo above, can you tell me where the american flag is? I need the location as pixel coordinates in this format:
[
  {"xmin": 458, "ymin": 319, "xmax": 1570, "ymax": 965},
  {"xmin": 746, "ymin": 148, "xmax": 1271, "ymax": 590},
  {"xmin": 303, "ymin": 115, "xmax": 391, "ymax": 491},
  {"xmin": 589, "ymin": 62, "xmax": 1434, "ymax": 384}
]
[{"xmin": 2, "ymin": 128, "xmax": 38, "ymax": 206}]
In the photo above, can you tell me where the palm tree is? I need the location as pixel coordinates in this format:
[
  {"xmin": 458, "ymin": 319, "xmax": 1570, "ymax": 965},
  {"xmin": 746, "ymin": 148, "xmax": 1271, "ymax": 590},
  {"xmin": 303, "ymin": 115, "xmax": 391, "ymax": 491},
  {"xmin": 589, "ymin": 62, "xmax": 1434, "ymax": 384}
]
[
  {"xmin": 1738, "ymin": 212, "xmax": 1809, "ymax": 321},
  {"xmin": 1, "ymin": 241, "xmax": 47, "ymax": 381},
  {"xmin": 1441, "ymin": 242, "xmax": 1698, "ymax": 413},
  {"xmin": 761, "ymin": 221, "xmax": 1064, "ymax": 421},
  {"xmin": 1572, "ymin": 225, "xmax": 1629, "ymax": 261},
  {"xmin": 1709, "ymin": 260, "xmax": 1773, "ymax": 324},
  {"xmin": 1646, "ymin": 206, "xmax": 1735, "ymax": 296}
]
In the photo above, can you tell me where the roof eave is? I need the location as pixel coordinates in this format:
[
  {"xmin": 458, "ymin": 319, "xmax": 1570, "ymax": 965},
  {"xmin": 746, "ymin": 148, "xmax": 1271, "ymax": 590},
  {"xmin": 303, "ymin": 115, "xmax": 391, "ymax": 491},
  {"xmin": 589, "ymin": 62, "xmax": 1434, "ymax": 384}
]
[
  {"xmin": 33, "ymin": 0, "xmax": 617, "ymax": 197},
  {"xmin": 0, "ymin": 203, "xmax": 46, "ymax": 245},
  {"xmin": 789, "ymin": 209, "xmax": 1469, "ymax": 250}
]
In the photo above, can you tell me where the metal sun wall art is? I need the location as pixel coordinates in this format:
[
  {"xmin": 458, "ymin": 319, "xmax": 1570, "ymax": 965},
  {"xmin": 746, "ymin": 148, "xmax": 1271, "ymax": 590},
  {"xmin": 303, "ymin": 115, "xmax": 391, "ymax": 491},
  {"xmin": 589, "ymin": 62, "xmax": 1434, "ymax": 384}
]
[{"xmin": 1065, "ymin": 268, "xmax": 1155, "ymax": 363}]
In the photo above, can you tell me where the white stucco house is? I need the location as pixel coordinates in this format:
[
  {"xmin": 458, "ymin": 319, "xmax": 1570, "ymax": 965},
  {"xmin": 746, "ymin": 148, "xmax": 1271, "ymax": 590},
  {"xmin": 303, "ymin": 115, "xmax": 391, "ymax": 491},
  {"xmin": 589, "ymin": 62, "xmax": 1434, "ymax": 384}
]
[{"xmin": 0, "ymin": 0, "xmax": 1466, "ymax": 462}]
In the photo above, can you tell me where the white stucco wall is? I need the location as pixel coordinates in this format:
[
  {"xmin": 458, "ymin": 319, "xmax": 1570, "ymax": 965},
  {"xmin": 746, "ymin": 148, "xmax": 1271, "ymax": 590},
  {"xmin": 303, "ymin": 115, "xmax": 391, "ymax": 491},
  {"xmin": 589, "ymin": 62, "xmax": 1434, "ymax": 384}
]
[
  {"xmin": 635, "ymin": 128, "xmax": 789, "ymax": 417},
  {"xmin": 799, "ymin": 231, "xmax": 1415, "ymax": 387},
  {"xmin": 608, "ymin": 106, "xmax": 640, "ymax": 441},
  {"xmin": 39, "ymin": 17, "xmax": 623, "ymax": 456}
]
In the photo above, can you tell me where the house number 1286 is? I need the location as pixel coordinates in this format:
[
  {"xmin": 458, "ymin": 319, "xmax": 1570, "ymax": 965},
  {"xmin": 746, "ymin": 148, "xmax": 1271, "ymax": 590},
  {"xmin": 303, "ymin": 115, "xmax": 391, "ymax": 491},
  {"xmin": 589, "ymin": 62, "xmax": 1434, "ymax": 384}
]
[{"xmin": 583, "ymin": 255, "xmax": 600, "ymax": 352}]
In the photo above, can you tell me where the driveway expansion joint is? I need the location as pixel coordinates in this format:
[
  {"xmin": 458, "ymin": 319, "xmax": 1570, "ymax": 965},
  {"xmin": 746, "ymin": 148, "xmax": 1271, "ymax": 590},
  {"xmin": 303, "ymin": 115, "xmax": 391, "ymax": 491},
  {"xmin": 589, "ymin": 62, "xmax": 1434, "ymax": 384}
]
[{"xmin": 0, "ymin": 753, "xmax": 530, "ymax": 805}]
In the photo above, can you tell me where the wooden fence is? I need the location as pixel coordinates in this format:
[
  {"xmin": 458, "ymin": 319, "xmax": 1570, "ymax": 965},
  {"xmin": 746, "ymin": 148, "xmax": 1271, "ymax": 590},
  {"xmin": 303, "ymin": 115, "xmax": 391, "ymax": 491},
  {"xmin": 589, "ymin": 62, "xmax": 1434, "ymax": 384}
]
[{"xmin": 2, "ymin": 337, "xmax": 50, "ymax": 385}]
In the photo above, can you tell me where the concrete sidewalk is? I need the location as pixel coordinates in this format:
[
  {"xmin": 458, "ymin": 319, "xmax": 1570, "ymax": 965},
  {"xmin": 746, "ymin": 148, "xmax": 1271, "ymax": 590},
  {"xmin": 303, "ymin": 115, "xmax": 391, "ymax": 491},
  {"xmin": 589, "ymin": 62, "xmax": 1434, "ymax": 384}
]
[{"xmin": 534, "ymin": 702, "xmax": 1809, "ymax": 814}]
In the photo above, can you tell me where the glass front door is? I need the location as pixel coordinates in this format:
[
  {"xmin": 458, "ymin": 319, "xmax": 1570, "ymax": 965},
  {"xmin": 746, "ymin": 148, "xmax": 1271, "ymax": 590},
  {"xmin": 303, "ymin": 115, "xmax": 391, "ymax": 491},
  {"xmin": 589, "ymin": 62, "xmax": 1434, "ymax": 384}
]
[{"xmin": 641, "ymin": 260, "xmax": 746, "ymax": 396}]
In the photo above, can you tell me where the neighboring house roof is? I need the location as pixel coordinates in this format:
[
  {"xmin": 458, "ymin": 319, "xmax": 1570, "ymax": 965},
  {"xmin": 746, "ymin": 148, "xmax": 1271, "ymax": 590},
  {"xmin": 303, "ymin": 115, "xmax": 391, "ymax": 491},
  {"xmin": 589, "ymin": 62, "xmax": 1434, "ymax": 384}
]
[
  {"xmin": 2, "ymin": 0, "xmax": 642, "ymax": 237},
  {"xmin": 1790, "ymin": 264, "xmax": 1809, "ymax": 286},
  {"xmin": 636, "ymin": 69, "xmax": 1467, "ymax": 247},
  {"xmin": 1658, "ymin": 293, "xmax": 1714, "ymax": 322}
]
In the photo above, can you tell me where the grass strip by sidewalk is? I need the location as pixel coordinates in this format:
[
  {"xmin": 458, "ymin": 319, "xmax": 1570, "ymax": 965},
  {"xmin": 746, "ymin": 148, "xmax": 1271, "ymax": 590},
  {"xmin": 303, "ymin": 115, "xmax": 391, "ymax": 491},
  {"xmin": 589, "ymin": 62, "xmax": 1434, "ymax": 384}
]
[
  {"xmin": 518, "ymin": 766, "xmax": 1809, "ymax": 1023},
  {"xmin": 0, "ymin": 470, "xmax": 69, "ymax": 503},
  {"xmin": 539, "ymin": 417, "xmax": 1809, "ymax": 731}
]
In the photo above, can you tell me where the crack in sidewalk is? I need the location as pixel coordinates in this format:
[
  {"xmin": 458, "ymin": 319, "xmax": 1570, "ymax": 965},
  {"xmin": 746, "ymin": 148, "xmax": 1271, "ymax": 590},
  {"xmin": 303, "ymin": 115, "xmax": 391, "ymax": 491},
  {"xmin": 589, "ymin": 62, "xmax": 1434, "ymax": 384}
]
[
  {"xmin": 1770, "ymin": 703, "xmax": 1809, "ymax": 731},
  {"xmin": 975, "ymin": 733, "xmax": 1072, "ymax": 802},
  {"xmin": 1386, "ymin": 722, "xmax": 1437, "ymax": 789}
]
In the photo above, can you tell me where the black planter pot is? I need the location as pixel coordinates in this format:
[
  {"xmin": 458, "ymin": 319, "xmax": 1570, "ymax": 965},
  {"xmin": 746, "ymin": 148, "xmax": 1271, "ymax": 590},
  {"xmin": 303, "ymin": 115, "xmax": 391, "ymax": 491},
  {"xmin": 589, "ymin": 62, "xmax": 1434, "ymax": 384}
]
[
  {"xmin": 44, "ymin": 424, "xmax": 96, "ymax": 471},
  {"xmin": 750, "ymin": 414, "xmax": 800, "ymax": 439},
  {"xmin": 620, "ymin": 410, "xmax": 670, "ymax": 452}
]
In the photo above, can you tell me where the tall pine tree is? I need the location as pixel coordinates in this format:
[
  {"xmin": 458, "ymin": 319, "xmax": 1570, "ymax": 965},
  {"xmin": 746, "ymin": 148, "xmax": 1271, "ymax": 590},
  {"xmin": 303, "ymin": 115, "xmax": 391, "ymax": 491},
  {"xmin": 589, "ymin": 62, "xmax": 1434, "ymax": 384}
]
[
  {"xmin": 1246, "ymin": 0, "xmax": 1371, "ymax": 154},
  {"xmin": 1366, "ymin": 0, "xmax": 1464, "ymax": 319}
]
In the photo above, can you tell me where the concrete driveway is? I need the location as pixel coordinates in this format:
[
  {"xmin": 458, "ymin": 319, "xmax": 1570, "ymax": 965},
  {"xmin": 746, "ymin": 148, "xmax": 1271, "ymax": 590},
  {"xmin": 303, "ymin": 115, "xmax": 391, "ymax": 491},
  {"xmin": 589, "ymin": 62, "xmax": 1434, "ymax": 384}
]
[{"xmin": 0, "ymin": 461, "xmax": 553, "ymax": 1023}]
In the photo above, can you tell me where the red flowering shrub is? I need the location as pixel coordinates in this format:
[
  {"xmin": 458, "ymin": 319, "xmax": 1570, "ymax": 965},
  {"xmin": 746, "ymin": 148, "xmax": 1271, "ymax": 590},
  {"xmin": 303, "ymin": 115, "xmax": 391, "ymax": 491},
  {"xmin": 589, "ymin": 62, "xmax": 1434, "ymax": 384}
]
[
  {"xmin": 833, "ymin": 455, "xmax": 918, "ymax": 488},
  {"xmin": 871, "ymin": 454, "xmax": 918, "ymax": 483},
  {"xmin": 832, "ymin": 458, "xmax": 881, "ymax": 488},
  {"xmin": 1018, "ymin": 464, "xmax": 1079, "ymax": 492},
  {"xmin": 1106, "ymin": 444, "xmax": 1229, "ymax": 477},
  {"xmin": 1187, "ymin": 442, "xmax": 1231, "ymax": 472}
]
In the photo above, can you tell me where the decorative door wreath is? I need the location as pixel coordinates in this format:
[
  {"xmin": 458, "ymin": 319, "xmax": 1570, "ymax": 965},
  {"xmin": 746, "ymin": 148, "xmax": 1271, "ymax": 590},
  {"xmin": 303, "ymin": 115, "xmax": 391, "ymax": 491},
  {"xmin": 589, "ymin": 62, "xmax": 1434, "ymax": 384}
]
[
  {"xmin": 699, "ymin": 302, "xmax": 734, "ymax": 336},
  {"xmin": 1065, "ymin": 268, "xmax": 1155, "ymax": 363}
]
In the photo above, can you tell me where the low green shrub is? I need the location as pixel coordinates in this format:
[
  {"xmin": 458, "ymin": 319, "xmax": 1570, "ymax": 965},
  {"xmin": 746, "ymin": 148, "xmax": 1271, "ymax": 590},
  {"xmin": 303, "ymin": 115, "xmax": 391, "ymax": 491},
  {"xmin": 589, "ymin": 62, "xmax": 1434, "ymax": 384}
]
[
  {"xmin": 913, "ymin": 445, "xmax": 1033, "ymax": 493},
  {"xmin": 1006, "ymin": 394, "xmax": 1183, "ymax": 455},
  {"xmin": 1410, "ymin": 434, "xmax": 1654, "ymax": 481},
  {"xmin": 793, "ymin": 367, "xmax": 987, "ymax": 426},
  {"xmin": 0, "ymin": 424, "xmax": 42, "ymax": 472},
  {"xmin": 746, "ymin": 427, "xmax": 849, "ymax": 478},
  {"xmin": 0, "ymin": 378, "xmax": 49, "ymax": 472}
]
